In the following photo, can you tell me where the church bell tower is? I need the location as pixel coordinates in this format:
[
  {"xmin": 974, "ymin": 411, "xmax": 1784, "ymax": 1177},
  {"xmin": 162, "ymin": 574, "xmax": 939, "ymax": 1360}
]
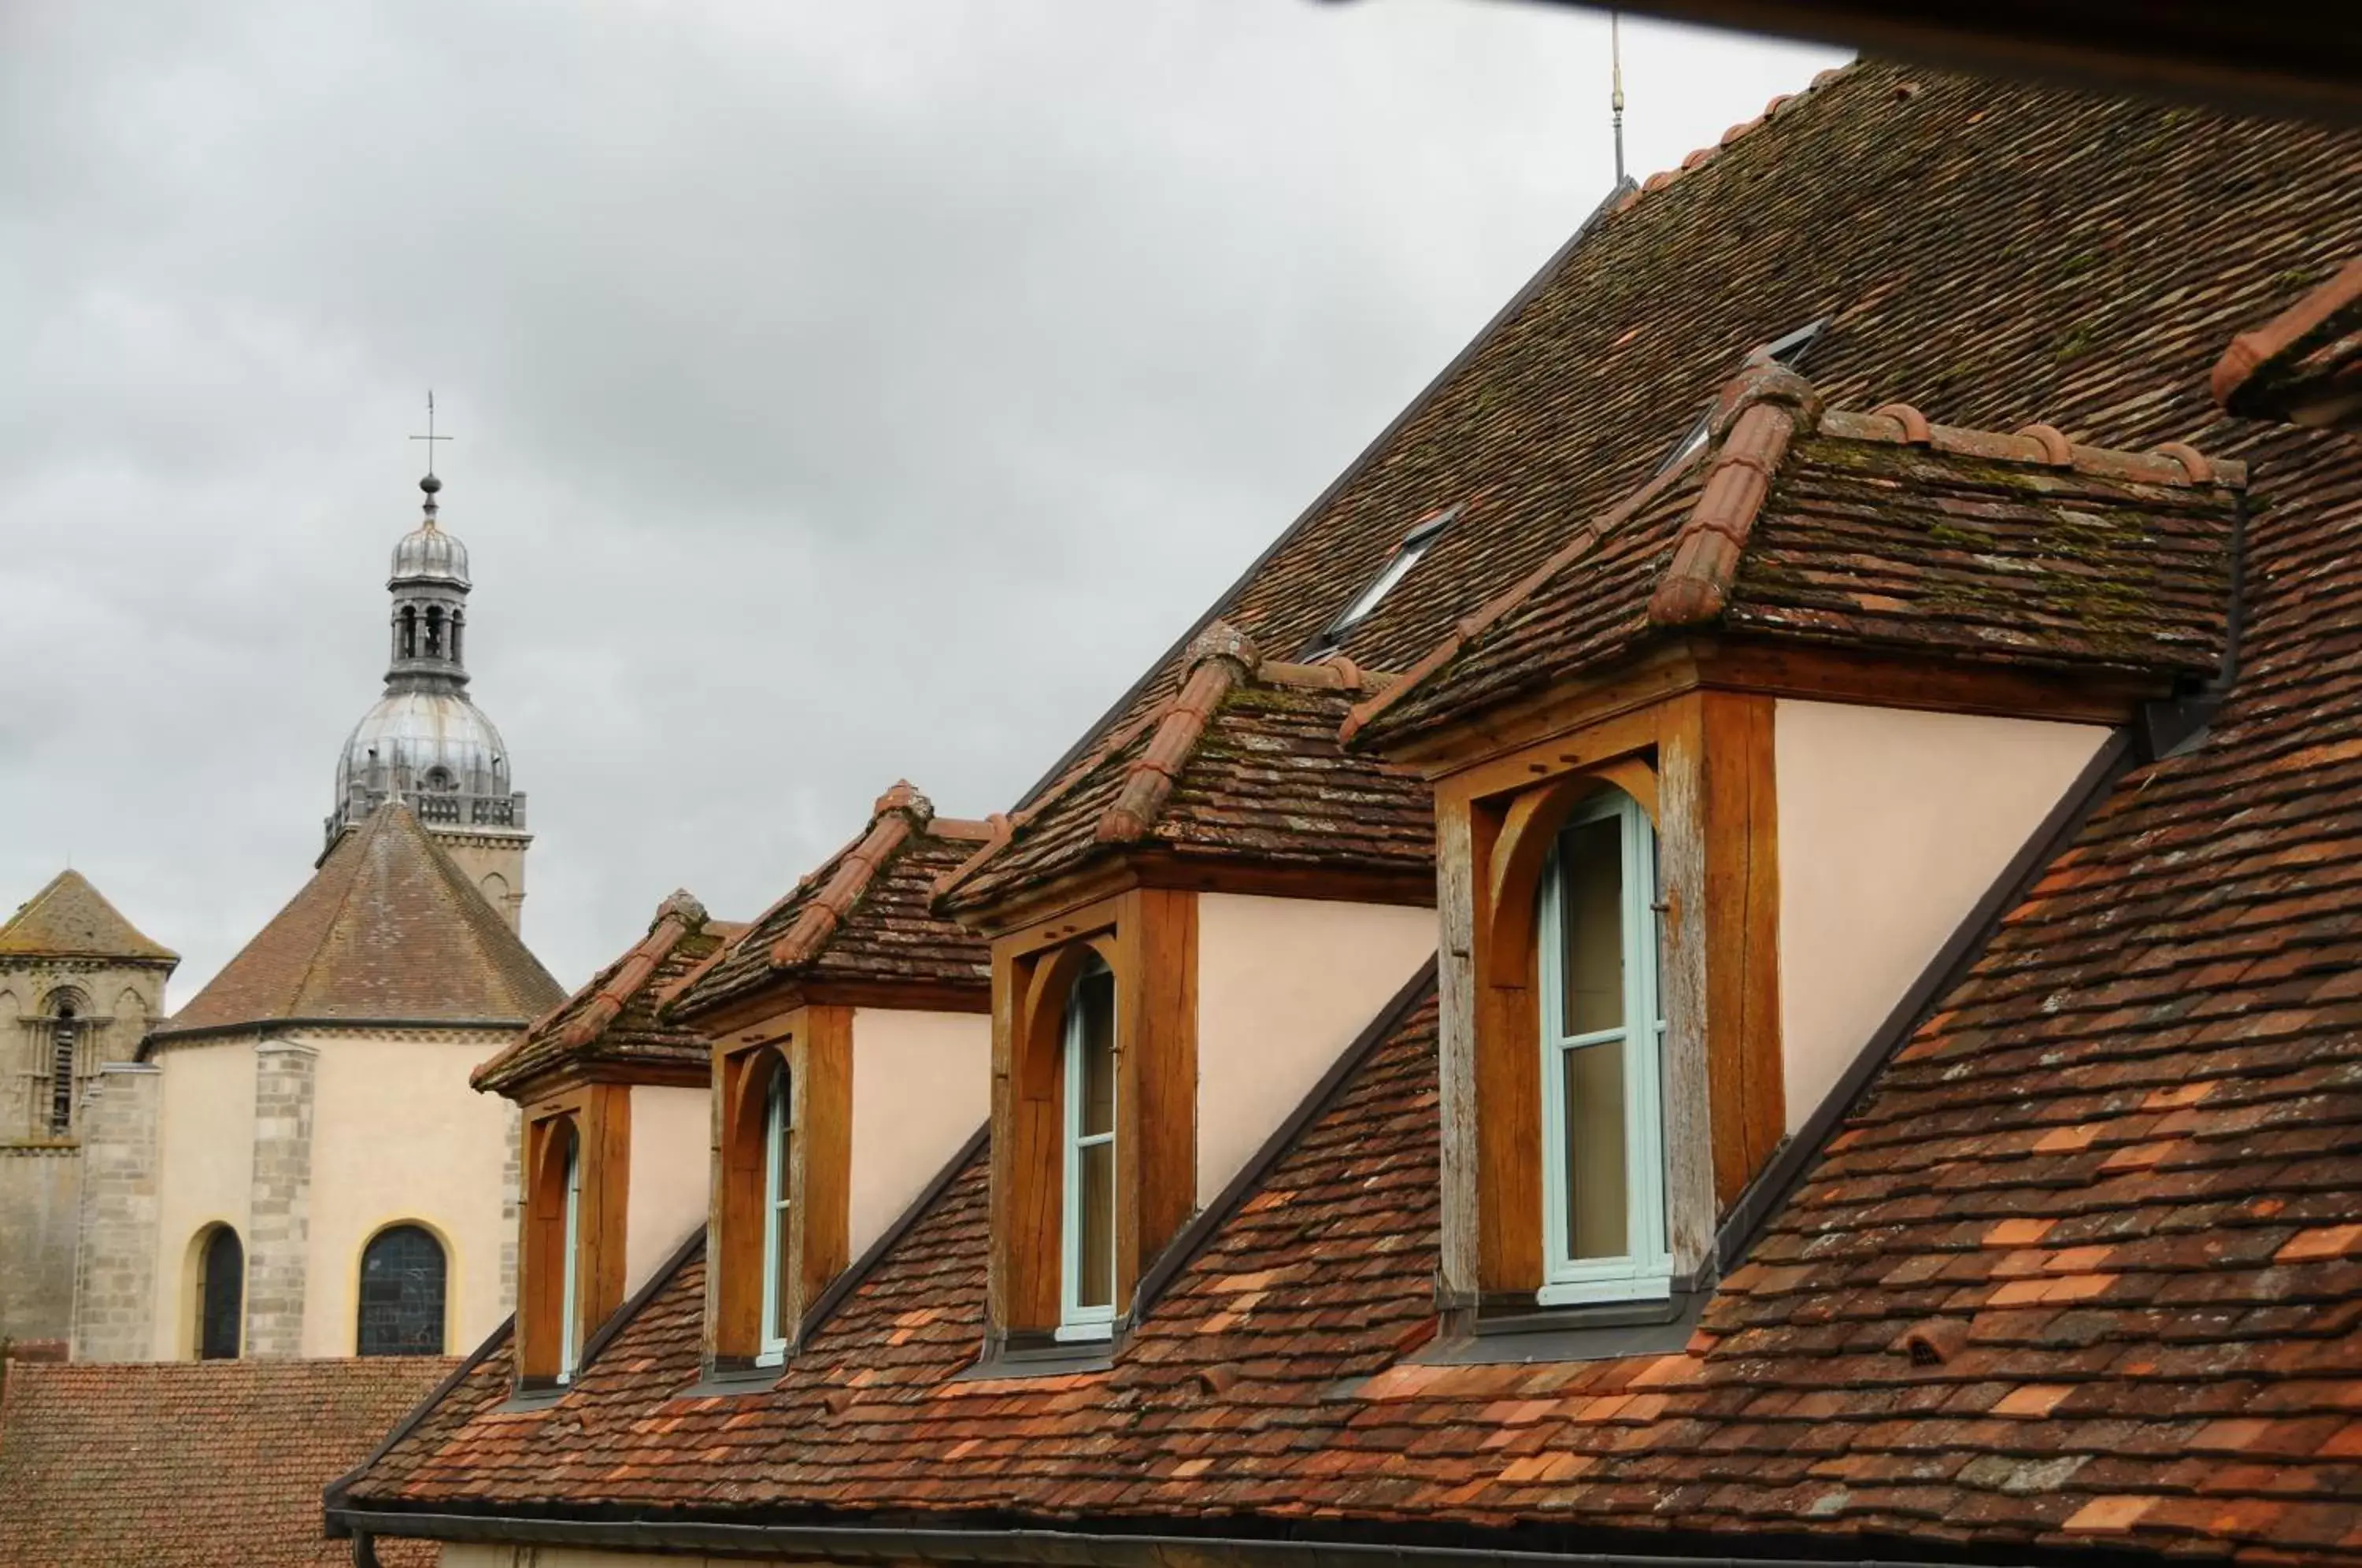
[{"xmin": 325, "ymin": 464, "xmax": 531, "ymax": 930}]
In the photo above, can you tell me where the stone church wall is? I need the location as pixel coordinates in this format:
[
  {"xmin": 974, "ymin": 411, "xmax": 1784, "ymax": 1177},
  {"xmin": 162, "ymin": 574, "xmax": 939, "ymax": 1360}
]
[{"xmin": 0, "ymin": 1145, "xmax": 78, "ymax": 1343}]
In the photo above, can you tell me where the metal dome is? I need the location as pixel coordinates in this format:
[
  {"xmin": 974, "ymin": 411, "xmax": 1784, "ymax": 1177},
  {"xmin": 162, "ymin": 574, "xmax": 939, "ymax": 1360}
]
[
  {"xmin": 390, "ymin": 519, "xmax": 470, "ymax": 586},
  {"xmin": 335, "ymin": 690, "xmax": 510, "ymax": 804}
]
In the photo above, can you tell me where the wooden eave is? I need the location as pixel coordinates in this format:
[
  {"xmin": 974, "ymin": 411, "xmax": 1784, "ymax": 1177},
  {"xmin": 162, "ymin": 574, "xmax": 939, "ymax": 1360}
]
[
  {"xmin": 946, "ymin": 844, "xmax": 1434, "ymax": 942},
  {"xmin": 1371, "ymin": 634, "xmax": 2166, "ymax": 781}
]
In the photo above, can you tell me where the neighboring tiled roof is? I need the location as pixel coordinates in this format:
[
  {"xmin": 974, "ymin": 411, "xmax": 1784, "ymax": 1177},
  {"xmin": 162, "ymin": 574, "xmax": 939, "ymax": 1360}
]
[
  {"xmin": 935, "ymin": 625, "xmax": 1433, "ymax": 915},
  {"xmin": 2214, "ymin": 255, "xmax": 2362, "ymax": 428},
  {"xmin": 667, "ymin": 782, "xmax": 992, "ymax": 1020},
  {"xmin": 472, "ymin": 891, "xmax": 739, "ymax": 1094},
  {"xmin": 0, "ymin": 868, "xmax": 177, "ymax": 963},
  {"xmin": 1347, "ymin": 363, "xmax": 2244, "ymax": 746},
  {"xmin": 0, "ymin": 1357, "xmax": 453, "ymax": 1568},
  {"xmin": 154, "ymin": 802, "xmax": 565, "ymax": 1040}
]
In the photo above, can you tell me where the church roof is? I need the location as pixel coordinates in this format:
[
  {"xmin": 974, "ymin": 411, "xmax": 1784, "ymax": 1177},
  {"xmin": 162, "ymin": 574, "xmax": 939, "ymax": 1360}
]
[
  {"xmin": 472, "ymin": 891, "xmax": 740, "ymax": 1094},
  {"xmin": 0, "ymin": 869, "xmax": 177, "ymax": 965},
  {"xmin": 152, "ymin": 802, "xmax": 564, "ymax": 1042}
]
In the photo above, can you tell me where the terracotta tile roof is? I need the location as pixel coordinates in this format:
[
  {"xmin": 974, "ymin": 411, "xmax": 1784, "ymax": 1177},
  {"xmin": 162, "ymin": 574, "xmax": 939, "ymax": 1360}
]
[
  {"xmin": 667, "ymin": 782, "xmax": 993, "ymax": 1021},
  {"xmin": 0, "ymin": 867, "xmax": 177, "ymax": 963},
  {"xmin": 1018, "ymin": 63, "xmax": 2357, "ymax": 822},
  {"xmin": 1347, "ymin": 362, "xmax": 2245, "ymax": 747},
  {"xmin": 936, "ymin": 625, "xmax": 1433, "ymax": 915},
  {"xmin": 0, "ymin": 1357, "xmax": 453, "ymax": 1567},
  {"xmin": 154, "ymin": 802, "xmax": 565, "ymax": 1041},
  {"xmin": 338, "ymin": 909, "xmax": 2362, "ymax": 1564},
  {"xmin": 2214, "ymin": 255, "xmax": 2362, "ymax": 428},
  {"xmin": 339, "ymin": 64, "xmax": 2362, "ymax": 1568},
  {"xmin": 472, "ymin": 891, "xmax": 739, "ymax": 1094}
]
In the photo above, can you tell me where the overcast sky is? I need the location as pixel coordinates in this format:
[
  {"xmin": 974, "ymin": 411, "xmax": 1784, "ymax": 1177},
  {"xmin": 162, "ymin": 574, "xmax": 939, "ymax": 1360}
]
[{"xmin": 1, "ymin": 1, "xmax": 1845, "ymax": 999}]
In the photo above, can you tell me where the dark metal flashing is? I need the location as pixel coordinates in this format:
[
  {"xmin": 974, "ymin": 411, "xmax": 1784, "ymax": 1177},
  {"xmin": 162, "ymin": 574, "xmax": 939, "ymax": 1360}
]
[
  {"xmin": 1713, "ymin": 727, "xmax": 2137, "ymax": 1276},
  {"xmin": 2138, "ymin": 490, "xmax": 2249, "ymax": 763},
  {"xmin": 323, "ymin": 1311, "xmax": 515, "ymax": 1523},
  {"xmin": 1417, "ymin": 1284, "xmax": 1708, "ymax": 1367},
  {"xmin": 955, "ymin": 1338, "xmax": 1116, "ymax": 1383},
  {"xmin": 1126, "ymin": 954, "xmax": 1441, "ymax": 1329},
  {"xmin": 1007, "ymin": 179, "xmax": 1640, "ymax": 816},
  {"xmin": 799, "ymin": 1121, "xmax": 990, "ymax": 1348},
  {"xmin": 328, "ymin": 1507, "xmax": 2094, "ymax": 1568}
]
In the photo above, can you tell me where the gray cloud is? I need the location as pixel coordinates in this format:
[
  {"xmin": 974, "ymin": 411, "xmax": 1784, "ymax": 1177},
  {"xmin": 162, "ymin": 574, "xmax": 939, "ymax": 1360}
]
[{"xmin": 0, "ymin": 0, "xmax": 1845, "ymax": 994}]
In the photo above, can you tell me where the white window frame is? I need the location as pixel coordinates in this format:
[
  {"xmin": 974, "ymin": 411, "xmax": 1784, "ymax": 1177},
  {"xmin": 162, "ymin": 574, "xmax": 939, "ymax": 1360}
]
[
  {"xmin": 757, "ymin": 1063, "xmax": 791, "ymax": 1366},
  {"xmin": 557, "ymin": 1126, "xmax": 583, "ymax": 1382},
  {"xmin": 1306, "ymin": 508, "xmax": 1455, "ymax": 653},
  {"xmin": 1057, "ymin": 957, "xmax": 1118, "ymax": 1341},
  {"xmin": 1535, "ymin": 789, "xmax": 1671, "ymax": 1307}
]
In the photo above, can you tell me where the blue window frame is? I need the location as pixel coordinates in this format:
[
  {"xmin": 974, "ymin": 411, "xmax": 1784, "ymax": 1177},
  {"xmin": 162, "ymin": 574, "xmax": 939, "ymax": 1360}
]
[
  {"xmin": 557, "ymin": 1123, "xmax": 583, "ymax": 1382},
  {"xmin": 757, "ymin": 1061, "xmax": 792, "ymax": 1365},
  {"xmin": 1058, "ymin": 956, "xmax": 1118, "ymax": 1340},
  {"xmin": 1535, "ymin": 788, "xmax": 1669, "ymax": 1305}
]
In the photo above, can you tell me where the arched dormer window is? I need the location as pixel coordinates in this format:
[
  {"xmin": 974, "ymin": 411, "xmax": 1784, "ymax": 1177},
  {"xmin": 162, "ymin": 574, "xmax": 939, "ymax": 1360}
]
[
  {"xmin": 1536, "ymin": 788, "xmax": 1668, "ymax": 1304},
  {"xmin": 422, "ymin": 766, "xmax": 456, "ymax": 793},
  {"xmin": 194, "ymin": 1224, "xmax": 242, "ymax": 1359},
  {"xmin": 1060, "ymin": 956, "xmax": 1117, "ymax": 1337},
  {"xmin": 557, "ymin": 1125, "xmax": 583, "ymax": 1378},
  {"xmin": 357, "ymin": 1223, "xmax": 448, "ymax": 1356}
]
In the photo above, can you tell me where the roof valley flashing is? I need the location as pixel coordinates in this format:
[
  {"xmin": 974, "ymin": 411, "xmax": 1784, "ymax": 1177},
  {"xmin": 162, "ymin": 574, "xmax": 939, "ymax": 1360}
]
[{"xmin": 335, "ymin": 60, "xmax": 2361, "ymax": 1568}]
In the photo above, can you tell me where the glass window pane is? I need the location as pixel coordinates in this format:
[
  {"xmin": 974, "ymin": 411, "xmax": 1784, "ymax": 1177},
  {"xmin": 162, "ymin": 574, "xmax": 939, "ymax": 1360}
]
[
  {"xmin": 1563, "ymin": 1040, "xmax": 1629, "ymax": 1259},
  {"xmin": 1078, "ymin": 968, "xmax": 1115, "ymax": 1138},
  {"xmin": 198, "ymin": 1227, "xmax": 242, "ymax": 1359},
  {"xmin": 1559, "ymin": 814, "xmax": 1624, "ymax": 1035},
  {"xmin": 1077, "ymin": 1141, "xmax": 1114, "ymax": 1310},
  {"xmin": 358, "ymin": 1225, "xmax": 446, "ymax": 1356}
]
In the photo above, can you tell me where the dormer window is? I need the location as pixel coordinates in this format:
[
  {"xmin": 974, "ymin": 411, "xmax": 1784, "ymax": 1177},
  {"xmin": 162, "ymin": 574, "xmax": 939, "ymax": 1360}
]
[
  {"xmin": 1536, "ymin": 790, "xmax": 1668, "ymax": 1306},
  {"xmin": 1059, "ymin": 956, "xmax": 1118, "ymax": 1339},
  {"xmin": 1305, "ymin": 508, "xmax": 1454, "ymax": 656}
]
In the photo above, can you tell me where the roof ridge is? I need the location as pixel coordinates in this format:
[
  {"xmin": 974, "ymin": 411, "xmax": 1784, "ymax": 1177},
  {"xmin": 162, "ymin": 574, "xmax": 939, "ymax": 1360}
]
[
  {"xmin": 766, "ymin": 781, "xmax": 931, "ymax": 971},
  {"xmin": 1647, "ymin": 361, "xmax": 1823, "ymax": 627},
  {"xmin": 479, "ymin": 890, "xmax": 709, "ymax": 1089},
  {"xmin": 1096, "ymin": 622, "xmax": 1260, "ymax": 845},
  {"xmin": 1605, "ymin": 63, "xmax": 1861, "ymax": 224}
]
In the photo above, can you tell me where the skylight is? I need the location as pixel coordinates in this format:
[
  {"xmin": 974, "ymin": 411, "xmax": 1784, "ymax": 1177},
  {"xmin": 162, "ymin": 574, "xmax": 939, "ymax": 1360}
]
[
  {"xmin": 1305, "ymin": 507, "xmax": 1456, "ymax": 656},
  {"xmin": 1656, "ymin": 320, "xmax": 1829, "ymax": 475}
]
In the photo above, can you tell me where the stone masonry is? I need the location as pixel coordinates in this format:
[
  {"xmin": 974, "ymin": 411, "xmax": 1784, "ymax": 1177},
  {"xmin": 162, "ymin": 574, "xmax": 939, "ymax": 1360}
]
[
  {"xmin": 245, "ymin": 1041, "xmax": 317, "ymax": 1358},
  {"xmin": 68, "ymin": 1063, "xmax": 161, "ymax": 1360}
]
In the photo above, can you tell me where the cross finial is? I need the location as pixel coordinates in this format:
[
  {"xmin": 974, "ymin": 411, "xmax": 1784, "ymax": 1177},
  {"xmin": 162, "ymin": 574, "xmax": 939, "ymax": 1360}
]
[{"xmin": 409, "ymin": 390, "xmax": 453, "ymax": 479}]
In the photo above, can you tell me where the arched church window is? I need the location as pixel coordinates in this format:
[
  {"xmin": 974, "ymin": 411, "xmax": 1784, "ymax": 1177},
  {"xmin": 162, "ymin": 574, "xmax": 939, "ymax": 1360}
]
[
  {"xmin": 424, "ymin": 605, "xmax": 445, "ymax": 658},
  {"xmin": 195, "ymin": 1225, "xmax": 242, "ymax": 1359},
  {"xmin": 357, "ymin": 1223, "xmax": 448, "ymax": 1356},
  {"xmin": 423, "ymin": 766, "xmax": 456, "ymax": 793},
  {"xmin": 47, "ymin": 1000, "xmax": 77, "ymax": 1134},
  {"xmin": 399, "ymin": 606, "xmax": 417, "ymax": 660}
]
